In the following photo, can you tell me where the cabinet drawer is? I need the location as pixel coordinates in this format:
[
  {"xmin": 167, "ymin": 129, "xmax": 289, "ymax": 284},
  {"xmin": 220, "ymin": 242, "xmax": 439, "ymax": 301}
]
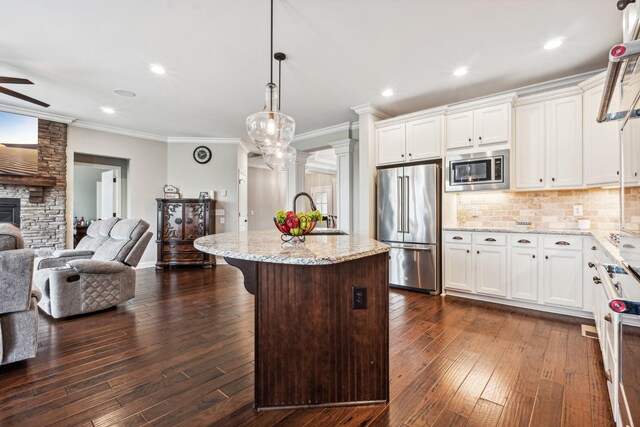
[
  {"xmin": 543, "ymin": 236, "xmax": 582, "ymax": 251},
  {"xmin": 163, "ymin": 242, "xmax": 196, "ymax": 253},
  {"xmin": 510, "ymin": 235, "xmax": 538, "ymax": 247},
  {"xmin": 444, "ymin": 231, "xmax": 471, "ymax": 244},
  {"xmin": 475, "ymin": 233, "xmax": 506, "ymax": 246},
  {"xmin": 162, "ymin": 252, "xmax": 205, "ymax": 262}
]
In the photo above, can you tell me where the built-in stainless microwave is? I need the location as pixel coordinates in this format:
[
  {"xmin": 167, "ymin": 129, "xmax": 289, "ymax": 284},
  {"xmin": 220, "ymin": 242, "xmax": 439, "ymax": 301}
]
[{"xmin": 445, "ymin": 149, "xmax": 510, "ymax": 192}]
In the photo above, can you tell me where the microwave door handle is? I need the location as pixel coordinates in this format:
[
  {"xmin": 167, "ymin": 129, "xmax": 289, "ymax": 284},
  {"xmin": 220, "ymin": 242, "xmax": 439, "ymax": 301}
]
[{"xmin": 404, "ymin": 175, "xmax": 410, "ymax": 234}]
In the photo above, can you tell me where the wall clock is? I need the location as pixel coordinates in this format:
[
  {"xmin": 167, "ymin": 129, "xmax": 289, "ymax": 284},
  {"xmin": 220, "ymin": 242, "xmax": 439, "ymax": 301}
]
[{"xmin": 193, "ymin": 146, "xmax": 212, "ymax": 164}]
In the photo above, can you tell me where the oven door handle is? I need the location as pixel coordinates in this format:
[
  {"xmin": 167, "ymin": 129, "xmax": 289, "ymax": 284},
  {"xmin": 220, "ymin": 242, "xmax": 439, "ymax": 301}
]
[{"xmin": 596, "ymin": 264, "xmax": 622, "ymax": 302}]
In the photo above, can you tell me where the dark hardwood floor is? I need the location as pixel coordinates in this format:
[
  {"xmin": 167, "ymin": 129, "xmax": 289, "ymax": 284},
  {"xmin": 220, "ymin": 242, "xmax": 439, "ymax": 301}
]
[{"xmin": 0, "ymin": 266, "xmax": 614, "ymax": 426}]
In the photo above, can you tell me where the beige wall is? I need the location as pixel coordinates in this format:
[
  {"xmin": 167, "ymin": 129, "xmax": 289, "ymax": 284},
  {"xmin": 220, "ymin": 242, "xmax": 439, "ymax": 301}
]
[
  {"xmin": 67, "ymin": 126, "xmax": 167, "ymax": 267},
  {"xmin": 456, "ymin": 188, "xmax": 637, "ymax": 231},
  {"xmin": 248, "ymin": 166, "xmax": 287, "ymax": 230},
  {"xmin": 167, "ymin": 142, "xmax": 243, "ymax": 234}
]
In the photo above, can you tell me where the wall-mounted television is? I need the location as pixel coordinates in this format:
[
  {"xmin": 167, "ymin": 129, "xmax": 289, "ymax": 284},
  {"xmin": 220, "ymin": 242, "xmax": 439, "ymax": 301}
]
[{"xmin": 0, "ymin": 111, "xmax": 39, "ymax": 176}]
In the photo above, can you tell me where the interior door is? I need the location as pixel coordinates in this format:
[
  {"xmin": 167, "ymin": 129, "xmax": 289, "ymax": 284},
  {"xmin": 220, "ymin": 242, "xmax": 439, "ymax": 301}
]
[
  {"xmin": 238, "ymin": 171, "xmax": 248, "ymax": 232},
  {"xmin": 100, "ymin": 170, "xmax": 116, "ymax": 219}
]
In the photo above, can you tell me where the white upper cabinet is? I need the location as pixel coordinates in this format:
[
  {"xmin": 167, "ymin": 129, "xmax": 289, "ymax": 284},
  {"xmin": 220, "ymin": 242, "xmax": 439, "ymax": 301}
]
[
  {"xmin": 515, "ymin": 102, "xmax": 546, "ymax": 189},
  {"xmin": 445, "ymin": 100, "xmax": 513, "ymax": 152},
  {"xmin": 475, "ymin": 104, "xmax": 510, "ymax": 146},
  {"xmin": 547, "ymin": 95, "xmax": 583, "ymax": 188},
  {"xmin": 583, "ymin": 85, "xmax": 620, "ymax": 186},
  {"xmin": 406, "ymin": 116, "xmax": 443, "ymax": 161},
  {"xmin": 375, "ymin": 110, "xmax": 445, "ymax": 166},
  {"xmin": 514, "ymin": 91, "xmax": 583, "ymax": 190},
  {"xmin": 446, "ymin": 111, "xmax": 474, "ymax": 150},
  {"xmin": 377, "ymin": 123, "xmax": 405, "ymax": 165}
]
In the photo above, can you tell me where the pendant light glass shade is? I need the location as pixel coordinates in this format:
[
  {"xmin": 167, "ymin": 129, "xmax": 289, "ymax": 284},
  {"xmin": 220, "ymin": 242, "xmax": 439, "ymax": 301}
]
[
  {"xmin": 262, "ymin": 145, "xmax": 297, "ymax": 171},
  {"xmin": 246, "ymin": 83, "xmax": 295, "ymax": 149}
]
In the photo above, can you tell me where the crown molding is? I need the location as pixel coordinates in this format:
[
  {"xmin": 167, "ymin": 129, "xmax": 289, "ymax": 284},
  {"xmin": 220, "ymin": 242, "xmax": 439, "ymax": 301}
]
[
  {"xmin": 0, "ymin": 103, "xmax": 75, "ymax": 124},
  {"xmin": 518, "ymin": 69, "xmax": 604, "ymax": 96},
  {"xmin": 515, "ymin": 85, "xmax": 584, "ymax": 106},
  {"xmin": 577, "ymin": 70, "xmax": 607, "ymax": 91},
  {"xmin": 292, "ymin": 122, "xmax": 351, "ymax": 143},
  {"xmin": 349, "ymin": 121, "xmax": 359, "ymax": 131},
  {"xmin": 350, "ymin": 103, "xmax": 391, "ymax": 119},
  {"xmin": 376, "ymin": 106, "xmax": 448, "ymax": 127},
  {"xmin": 70, "ymin": 120, "xmax": 166, "ymax": 141},
  {"xmin": 447, "ymin": 92, "xmax": 518, "ymax": 114}
]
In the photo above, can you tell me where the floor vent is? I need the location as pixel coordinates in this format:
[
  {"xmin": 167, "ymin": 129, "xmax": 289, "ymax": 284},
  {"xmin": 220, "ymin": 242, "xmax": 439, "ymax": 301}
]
[{"xmin": 581, "ymin": 325, "xmax": 598, "ymax": 340}]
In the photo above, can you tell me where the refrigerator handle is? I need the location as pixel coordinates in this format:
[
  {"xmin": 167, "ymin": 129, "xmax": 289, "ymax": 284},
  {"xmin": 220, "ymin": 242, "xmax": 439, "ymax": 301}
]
[
  {"xmin": 404, "ymin": 175, "xmax": 410, "ymax": 233},
  {"xmin": 397, "ymin": 176, "xmax": 403, "ymax": 233}
]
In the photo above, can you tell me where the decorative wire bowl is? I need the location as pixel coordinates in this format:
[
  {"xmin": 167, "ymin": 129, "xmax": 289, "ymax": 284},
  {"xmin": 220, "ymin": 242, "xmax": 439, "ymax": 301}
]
[{"xmin": 273, "ymin": 191, "xmax": 320, "ymax": 243}]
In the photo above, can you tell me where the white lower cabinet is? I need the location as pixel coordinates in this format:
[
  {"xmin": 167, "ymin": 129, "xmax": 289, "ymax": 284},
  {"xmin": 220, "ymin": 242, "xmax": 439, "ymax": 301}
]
[
  {"xmin": 444, "ymin": 231, "xmax": 589, "ymax": 315},
  {"xmin": 475, "ymin": 245, "xmax": 507, "ymax": 296},
  {"xmin": 542, "ymin": 249, "xmax": 583, "ymax": 308},
  {"xmin": 444, "ymin": 243, "xmax": 473, "ymax": 292},
  {"xmin": 510, "ymin": 247, "xmax": 538, "ymax": 301}
]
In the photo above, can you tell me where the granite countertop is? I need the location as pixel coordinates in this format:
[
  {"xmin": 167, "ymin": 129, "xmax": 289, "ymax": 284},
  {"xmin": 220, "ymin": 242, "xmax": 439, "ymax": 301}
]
[
  {"xmin": 194, "ymin": 230, "xmax": 389, "ymax": 265},
  {"xmin": 443, "ymin": 226, "xmax": 593, "ymax": 236}
]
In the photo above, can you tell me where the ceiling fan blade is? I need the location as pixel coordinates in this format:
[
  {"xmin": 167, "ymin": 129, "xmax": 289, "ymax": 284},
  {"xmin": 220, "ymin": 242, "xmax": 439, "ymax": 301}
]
[
  {"xmin": 0, "ymin": 85, "xmax": 49, "ymax": 108},
  {"xmin": 0, "ymin": 77, "xmax": 34, "ymax": 85}
]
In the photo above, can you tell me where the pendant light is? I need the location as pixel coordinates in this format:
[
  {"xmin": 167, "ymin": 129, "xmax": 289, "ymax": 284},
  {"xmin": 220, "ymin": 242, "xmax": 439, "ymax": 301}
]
[{"xmin": 246, "ymin": 0, "xmax": 296, "ymax": 169}]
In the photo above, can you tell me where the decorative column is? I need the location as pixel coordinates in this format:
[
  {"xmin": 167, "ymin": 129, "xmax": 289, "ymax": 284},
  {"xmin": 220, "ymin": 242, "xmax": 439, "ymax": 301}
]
[
  {"xmin": 287, "ymin": 151, "xmax": 311, "ymax": 209},
  {"xmin": 330, "ymin": 139, "xmax": 354, "ymax": 233},
  {"xmin": 351, "ymin": 104, "xmax": 389, "ymax": 238}
]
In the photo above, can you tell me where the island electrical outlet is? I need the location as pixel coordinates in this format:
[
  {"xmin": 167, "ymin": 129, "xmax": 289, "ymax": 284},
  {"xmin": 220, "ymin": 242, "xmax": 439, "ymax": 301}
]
[{"xmin": 352, "ymin": 287, "xmax": 367, "ymax": 309}]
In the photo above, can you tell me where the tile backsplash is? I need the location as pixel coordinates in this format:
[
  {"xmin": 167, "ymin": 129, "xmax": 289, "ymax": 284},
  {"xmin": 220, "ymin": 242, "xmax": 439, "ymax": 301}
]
[{"xmin": 456, "ymin": 187, "xmax": 639, "ymax": 231}]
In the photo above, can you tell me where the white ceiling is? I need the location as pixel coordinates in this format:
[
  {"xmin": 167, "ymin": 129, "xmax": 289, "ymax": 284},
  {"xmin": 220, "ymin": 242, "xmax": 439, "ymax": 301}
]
[{"xmin": 0, "ymin": 0, "xmax": 622, "ymax": 140}]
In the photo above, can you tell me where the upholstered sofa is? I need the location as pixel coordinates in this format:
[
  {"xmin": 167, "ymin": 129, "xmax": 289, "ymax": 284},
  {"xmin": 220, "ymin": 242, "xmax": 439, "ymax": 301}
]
[
  {"xmin": 34, "ymin": 218, "xmax": 152, "ymax": 319},
  {"xmin": 0, "ymin": 224, "xmax": 41, "ymax": 365}
]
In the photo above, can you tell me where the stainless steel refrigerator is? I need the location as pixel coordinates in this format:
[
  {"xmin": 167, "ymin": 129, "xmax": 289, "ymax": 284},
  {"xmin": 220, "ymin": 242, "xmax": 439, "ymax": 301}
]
[{"xmin": 376, "ymin": 162, "xmax": 441, "ymax": 294}]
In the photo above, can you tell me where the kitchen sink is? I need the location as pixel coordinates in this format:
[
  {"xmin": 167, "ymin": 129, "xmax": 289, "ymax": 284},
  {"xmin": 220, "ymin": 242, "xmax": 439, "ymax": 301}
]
[{"xmin": 308, "ymin": 229, "xmax": 348, "ymax": 236}]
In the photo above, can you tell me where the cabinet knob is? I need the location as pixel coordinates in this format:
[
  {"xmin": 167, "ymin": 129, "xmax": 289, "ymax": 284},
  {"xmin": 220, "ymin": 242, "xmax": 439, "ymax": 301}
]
[
  {"xmin": 545, "ymin": 255, "xmax": 549, "ymax": 260},
  {"xmin": 605, "ymin": 370, "xmax": 612, "ymax": 382},
  {"xmin": 604, "ymin": 313, "xmax": 612, "ymax": 322},
  {"xmin": 477, "ymin": 250, "xmax": 480, "ymax": 254},
  {"xmin": 591, "ymin": 246, "xmax": 597, "ymax": 251},
  {"xmin": 468, "ymin": 138, "xmax": 472, "ymax": 142},
  {"xmin": 635, "ymin": 172, "xmax": 638, "ymax": 177},
  {"xmin": 588, "ymin": 262, "xmax": 596, "ymax": 269},
  {"xmin": 401, "ymin": 154, "xmax": 404, "ymax": 158},
  {"xmin": 539, "ymin": 178, "xmax": 543, "ymax": 182},
  {"xmin": 408, "ymin": 153, "xmax": 412, "ymax": 157},
  {"xmin": 552, "ymin": 177, "xmax": 555, "ymax": 182},
  {"xmin": 466, "ymin": 249, "xmax": 470, "ymax": 253},
  {"xmin": 617, "ymin": 171, "xmax": 620, "ymax": 175},
  {"xmin": 532, "ymin": 255, "xmax": 536, "ymax": 258},
  {"xmin": 479, "ymin": 136, "xmax": 482, "ymax": 141},
  {"xmin": 593, "ymin": 276, "xmax": 602, "ymax": 284}
]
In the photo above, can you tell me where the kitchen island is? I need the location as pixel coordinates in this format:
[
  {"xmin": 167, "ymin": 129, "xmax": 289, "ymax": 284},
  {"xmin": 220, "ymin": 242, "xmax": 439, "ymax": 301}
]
[{"xmin": 194, "ymin": 230, "xmax": 390, "ymax": 410}]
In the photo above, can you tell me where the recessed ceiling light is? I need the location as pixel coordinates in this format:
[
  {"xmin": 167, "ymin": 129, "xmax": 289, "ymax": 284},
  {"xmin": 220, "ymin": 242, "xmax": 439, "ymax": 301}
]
[
  {"xmin": 453, "ymin": 67, "xmax": 468, "ymax": 77},
  {"xmin": 544, "ymin": 38, "xmax": 563, "ymax": 50},
  {"xmin": 382, "ymin": 89, "xmax": 394, "ymax": 97},
  {"xmin": 149, "ymin": 64, "xmax": 166, "ymax": 75},
  {"xmin": 101, "ymin": 106, "xmax": 115, "ymax": 114},
  {"xmin": 114, "ymin": 89, "xmax": 136, "ymax": 97}
]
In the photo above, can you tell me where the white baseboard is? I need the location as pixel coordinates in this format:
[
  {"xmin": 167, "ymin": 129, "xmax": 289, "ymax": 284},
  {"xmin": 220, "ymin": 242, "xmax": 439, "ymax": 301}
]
[
  {"xmin": 444, "ymin": 289, "xmax": 594, "ymax": 320},
  {"xmin": 135, "ymin": 261, "xmax": 156, "ymax": 270}
]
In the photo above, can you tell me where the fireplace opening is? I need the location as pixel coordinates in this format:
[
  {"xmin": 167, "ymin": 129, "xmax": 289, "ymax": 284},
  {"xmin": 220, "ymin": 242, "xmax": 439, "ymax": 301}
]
[{"xmin": 0, "ymin": 198, "xmax": 21, "ymax": 227}]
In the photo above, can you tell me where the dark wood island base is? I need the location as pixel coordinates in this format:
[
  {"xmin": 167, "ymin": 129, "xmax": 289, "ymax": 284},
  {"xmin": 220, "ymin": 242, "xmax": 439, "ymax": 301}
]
[{"xmin": 225, "ymin": 252, "xmax": 389, "ymax": 411}]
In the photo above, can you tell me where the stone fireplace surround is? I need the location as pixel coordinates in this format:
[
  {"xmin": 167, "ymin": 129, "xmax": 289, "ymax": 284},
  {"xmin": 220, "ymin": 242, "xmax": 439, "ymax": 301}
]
[{"xmin": 0, "ymin": 120, "xmax": 67, "ymax": 250}]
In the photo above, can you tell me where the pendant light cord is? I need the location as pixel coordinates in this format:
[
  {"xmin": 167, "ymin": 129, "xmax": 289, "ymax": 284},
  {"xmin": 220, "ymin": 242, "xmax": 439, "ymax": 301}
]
[
  {"xmin": 270, "ymin": 0, "xmax": 274, "ymax": 110},
  {"xmin": 278, "ymin": 59, "xmax": 282, "ymax": 108}
]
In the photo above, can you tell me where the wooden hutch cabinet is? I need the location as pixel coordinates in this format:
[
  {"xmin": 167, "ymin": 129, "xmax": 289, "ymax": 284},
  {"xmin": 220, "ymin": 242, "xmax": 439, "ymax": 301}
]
[{"xmin": 156, "ymin": 198, "xmax": 216, "ymax": 269}]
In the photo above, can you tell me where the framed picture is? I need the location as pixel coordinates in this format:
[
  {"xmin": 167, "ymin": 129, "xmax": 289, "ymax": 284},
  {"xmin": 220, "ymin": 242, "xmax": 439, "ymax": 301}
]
[
  {"xmin": 0, "ymin": 111, "xmax": 39, "ymax": 176},
  {"xmin": 199, "ymin": 191, "xmax": 210, "ymax": 199},
  {"xmin": 164, "ymin": 192, "xmax": 180, "ymax": 199}
]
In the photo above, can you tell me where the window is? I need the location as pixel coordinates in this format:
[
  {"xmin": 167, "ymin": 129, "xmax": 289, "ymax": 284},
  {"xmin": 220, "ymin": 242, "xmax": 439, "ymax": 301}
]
[{"xmin": 312, "ymin": 191, "xmax": 328, "ymax": 215}]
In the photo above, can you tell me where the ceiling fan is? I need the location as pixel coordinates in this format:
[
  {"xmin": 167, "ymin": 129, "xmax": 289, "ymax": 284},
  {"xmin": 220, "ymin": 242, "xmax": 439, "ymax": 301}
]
[{"xmin": 0, "ymin": 76, "xmax": 49, "ymax": 108}]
